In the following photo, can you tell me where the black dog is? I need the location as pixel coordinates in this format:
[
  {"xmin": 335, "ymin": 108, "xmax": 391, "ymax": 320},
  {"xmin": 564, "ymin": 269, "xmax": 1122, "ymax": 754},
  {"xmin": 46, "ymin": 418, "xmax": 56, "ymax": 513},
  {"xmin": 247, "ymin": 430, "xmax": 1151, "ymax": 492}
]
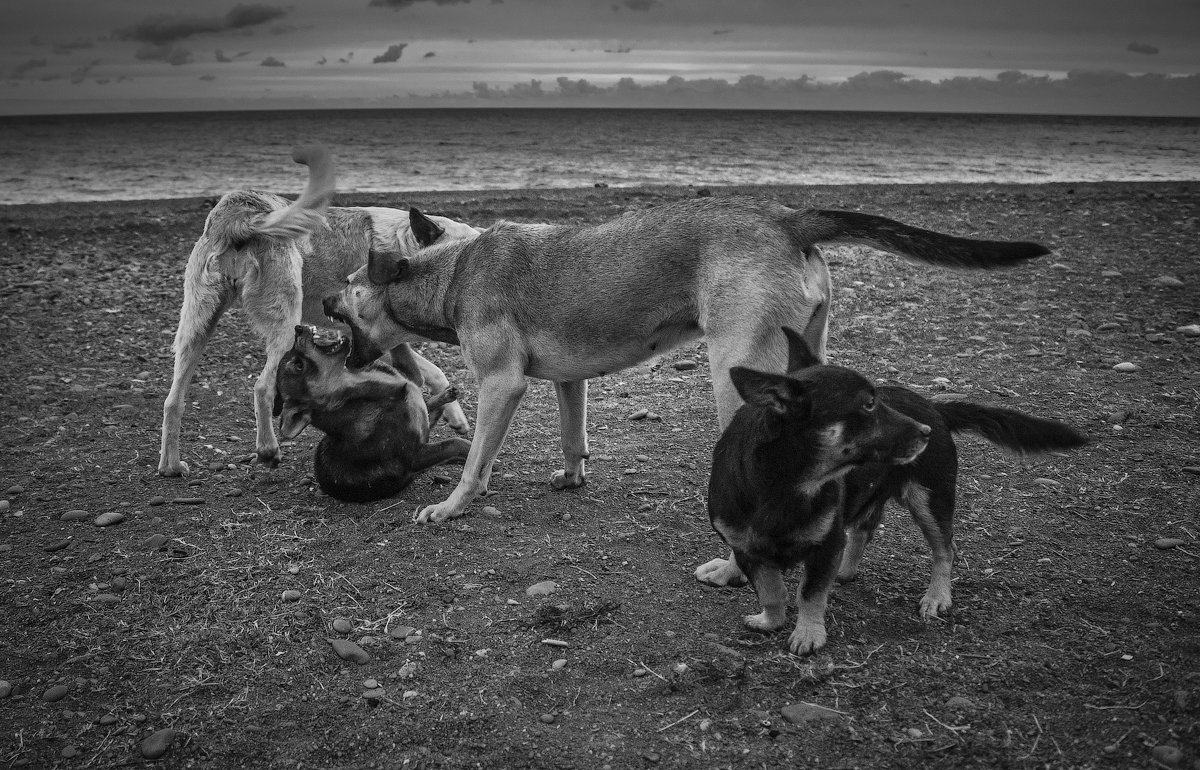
[
  {"xmin": 275, "ymin": 325, "xmax": 471, "ymax": 502},
  {"xmin": 702, "ymin": 326, "xmax": 1087, "ymax": 655}
]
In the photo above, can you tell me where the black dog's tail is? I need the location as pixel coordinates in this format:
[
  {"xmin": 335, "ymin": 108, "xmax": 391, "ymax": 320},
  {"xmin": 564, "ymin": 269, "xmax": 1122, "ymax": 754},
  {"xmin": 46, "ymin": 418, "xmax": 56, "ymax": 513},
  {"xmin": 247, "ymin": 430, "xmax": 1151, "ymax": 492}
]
[
  {"xmin": 786, "ymin": 209, "xmax": 1050, "ymax": 268},
  {"xmin": 935, "ymin": 402, "xmax": 1089, "ymax": 455}
]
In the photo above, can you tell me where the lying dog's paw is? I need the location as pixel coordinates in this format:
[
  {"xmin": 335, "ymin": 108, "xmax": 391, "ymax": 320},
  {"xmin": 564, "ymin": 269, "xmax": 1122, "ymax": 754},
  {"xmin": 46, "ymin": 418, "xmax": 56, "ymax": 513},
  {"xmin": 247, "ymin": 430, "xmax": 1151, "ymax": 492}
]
[
  {"xmin": 550, "ymin": 469, "xmax": 586, "ymax": 490},
  {"xmin": 443, "ymin": 403, "xmax": 472, "ymax": 436},
  {"xmin": 787, "ymin": 622, "xmax": 827, "ymax": 656},
  {"xmin": 693, "ymin": 558, "xmax": 748, "ymax": 587}
]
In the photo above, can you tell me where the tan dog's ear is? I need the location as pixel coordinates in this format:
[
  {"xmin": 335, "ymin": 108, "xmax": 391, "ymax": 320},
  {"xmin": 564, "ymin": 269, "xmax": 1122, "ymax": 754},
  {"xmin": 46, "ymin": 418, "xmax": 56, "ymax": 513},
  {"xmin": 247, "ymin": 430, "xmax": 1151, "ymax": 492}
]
[
  {"xmin": 367, "ymin": 248, "xmax": 409, "ymax": 285},
  {"xmin": 781, "ymin": 325, "xmax": 822, "ymax": 372},
  {"xmin": 410, "ymin": 207, "xmax": 445, "ymax": 247},
  {"xmin": 278, "ymin": 404, "xmax": 312, "ymax": 439}
]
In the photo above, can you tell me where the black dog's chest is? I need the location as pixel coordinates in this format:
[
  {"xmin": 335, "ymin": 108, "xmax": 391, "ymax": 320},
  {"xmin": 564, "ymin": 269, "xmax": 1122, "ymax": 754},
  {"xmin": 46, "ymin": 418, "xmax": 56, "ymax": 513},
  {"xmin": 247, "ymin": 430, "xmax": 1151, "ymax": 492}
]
[{"xmin": 713, "ymin": 494, "xmax": 842, "ymax": 571}]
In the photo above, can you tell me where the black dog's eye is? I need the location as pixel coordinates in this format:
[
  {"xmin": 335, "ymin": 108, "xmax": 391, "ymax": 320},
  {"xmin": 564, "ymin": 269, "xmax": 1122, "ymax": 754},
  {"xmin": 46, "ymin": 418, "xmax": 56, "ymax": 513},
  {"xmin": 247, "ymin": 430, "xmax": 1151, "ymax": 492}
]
[
  {"xmin": 862, "ymin": 395, "xmax": 876, "ymax": 412},
  {"xmin": 286, "ymin": 358, "xmax": 304, "ymax": 372}
]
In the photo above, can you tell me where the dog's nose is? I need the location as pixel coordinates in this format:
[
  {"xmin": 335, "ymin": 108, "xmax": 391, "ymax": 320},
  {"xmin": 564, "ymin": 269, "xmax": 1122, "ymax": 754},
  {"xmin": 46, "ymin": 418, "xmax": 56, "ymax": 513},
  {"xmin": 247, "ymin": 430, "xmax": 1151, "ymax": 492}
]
[
  {"xmin": 294, "ymin": 325, "xmax": 306, "ymax": 336},
  {"xmin": 918, "ymin": 422, "xmax": 932, "ymax": 437}
]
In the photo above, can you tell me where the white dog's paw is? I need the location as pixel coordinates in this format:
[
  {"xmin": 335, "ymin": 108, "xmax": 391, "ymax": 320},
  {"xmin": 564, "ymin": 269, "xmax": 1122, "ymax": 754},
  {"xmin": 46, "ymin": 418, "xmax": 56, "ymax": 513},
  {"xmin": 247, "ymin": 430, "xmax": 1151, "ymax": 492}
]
[
  {"xmin": 744, "ymin": 609, "xmax": 787, "ymax": 632},
  {"xmin": 157, "ymin": 457, "xmax": 190, "ymax": 477},
  {"xmin": 694, "ymin": 558, "xmax": 748, "ymax": 587},
  {"xmin": 550, "ymin": 469, "xmax": 585, "ymax": 490},
  {"xmin": 787, "ymin": 622, "xmax": 828, "ymax": 656},
  {"xmin": 918, "ymin": 590, "xmax": 952, "ymax": 621},
  {"xmin": 413, "ymin": 500, "xmax": 466, "ymax": 524}
]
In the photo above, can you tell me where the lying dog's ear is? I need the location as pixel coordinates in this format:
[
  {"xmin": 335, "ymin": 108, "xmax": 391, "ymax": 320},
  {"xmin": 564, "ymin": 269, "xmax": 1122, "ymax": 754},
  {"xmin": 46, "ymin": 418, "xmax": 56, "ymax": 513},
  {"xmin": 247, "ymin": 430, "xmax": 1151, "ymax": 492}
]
[
  {"xmin": 278, "ymin": 404, "xmax": 312, "ymax": 440},
  {"xmin": 781, "ymin": 325, "xmax": 822, "ymax": 372},
  {"xmin": 367, "ymin": 248, "xmax": 410, "ymax": 285},
  {"xmin": 410, "ymin": 207, "xmax": 445, "ymax": 248},
  {"xmin": 731, "ymin": 366, "xmax": 808, "ymax": 417}
]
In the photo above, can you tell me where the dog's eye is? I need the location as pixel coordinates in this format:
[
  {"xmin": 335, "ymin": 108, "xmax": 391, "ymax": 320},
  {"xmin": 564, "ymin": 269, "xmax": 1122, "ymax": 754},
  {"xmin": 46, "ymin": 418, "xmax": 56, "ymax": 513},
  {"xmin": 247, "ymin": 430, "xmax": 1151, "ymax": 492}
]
[
  {"xmin": 863, "ymin": 396, "xmax": 876, "ymax": 412},
  {"xmin": 286, "ymin": 358, "xmax": 304, "ymax": 372}
]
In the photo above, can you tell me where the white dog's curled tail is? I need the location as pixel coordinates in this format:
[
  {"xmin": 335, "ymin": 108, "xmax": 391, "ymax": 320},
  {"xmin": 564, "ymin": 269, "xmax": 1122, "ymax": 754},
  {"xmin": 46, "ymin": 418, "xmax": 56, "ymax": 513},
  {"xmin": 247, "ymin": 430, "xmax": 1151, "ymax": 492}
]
[{"xmin": 252, "ymin": 143, "xmax": 337, "ymax": 240}]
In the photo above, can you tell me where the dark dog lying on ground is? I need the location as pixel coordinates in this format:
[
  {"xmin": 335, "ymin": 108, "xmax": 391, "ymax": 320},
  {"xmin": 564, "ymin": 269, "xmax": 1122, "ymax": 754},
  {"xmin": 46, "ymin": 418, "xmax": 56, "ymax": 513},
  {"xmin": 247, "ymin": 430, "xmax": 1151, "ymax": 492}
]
[
  {"xmin": 702, "ymin": 325, "xmax": 1088, "ymax": 655},
  {"xmin": 275, "ymin": 325, "xmax": 471, "ymax": 502}
]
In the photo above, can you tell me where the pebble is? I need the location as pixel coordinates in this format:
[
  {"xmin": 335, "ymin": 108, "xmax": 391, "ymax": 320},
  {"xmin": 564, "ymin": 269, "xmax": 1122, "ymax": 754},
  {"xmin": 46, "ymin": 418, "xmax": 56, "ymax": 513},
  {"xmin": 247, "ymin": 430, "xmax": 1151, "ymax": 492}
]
[
  {"xmin": 905, "ymin": 727, "xmax": 925, "ymax": 739},
  {"xmin": 389, "ymin": 625, "xmax": 416, "ymax": 639},
  {"xmin": 1034, "ymin": 477, "xmax": 1062, "ymax": 488},
  {"xmin": 62, "ymin": 746, "xmax": 79, "ymax": 758},
  {"xmin": 945, "ymin": 695, "xmax": 974, "ymax": 711},
  {"xmin": 539, "ymin": 713, "xmax": 556, "ymax": 724},
  {"xmin": 6, "ymin": 485, "xmax": 23, "ymax": 495},
  {"xmin": 93, "ymin": 512, "xmax": 125, "ymax": 527},
  {"xmin": 633, "ymin": 668, "xmax": 648, "ymax": 677},
  {"xmin": 362, "ymin": 687, "xmax": 387, "ymax": 702},
  {"xmin": 634, "ymin": 454, "xmax": 649, "ymax": 462},
  {"xmin": 281, "ymin": 590, "xmax": 301, "ymax": 602},
  {"xmin": 332, "ymin": 617, "xmax": 354, "ymax": 634},
  {"xmin": 0, "ymin": 680, "xmax": 11, "ymax": 698},
  {"xmin": 43, "ymin": 684, "xmax": 70, "ymax": 702},
  {"xmin": 628, "ymin": 409, "xmax": 649, "ymax": 420},
  {"xmin": 403, "ymin": 690, "xmax": 419, "ymax": 700},
  {"xmin": 329, "ymin": 638, "xmax": 371, "ymax": 664},
  {"xmin": 43, "ymin": 538, "xmax": 71, "ymax": 553},
  {"xmin": 98, "ymin": 714, "xmax": 117, "ymax": 725},
  {"xmin": 482, "ymin": 505, "xmax": 501, "ymax": 517},
  {"xmin": 1100, "ymin": 269, "xmax": 1122, "ymax": 278},
  {"xmin": 171, "ymin": 497, "xmax": 205, "ymax": 505},
  {"xmin": 208, "ymin": 462, "xmax": 224, "ymax": 472},
  {"xmin": 1151, "ymin": 275, "xmax": 1185, "ymax": 288},
  {"xmin": 431, "ymin": 474, "xmax": 452, "ymax": 484},
  {"xmin": 646, "ymin": 411, "xmax": 661, "ymax": 421},
  {"xmin": 551, "ymin": 659, "xmax": 567, "ymax": 670},
  {"xmin": 0, "ymin": 500, "xmax": 8, "ymax": 514},
  {"xmin": 93, "ymin": 594, "xmax": 120, "ymax": 604},
  {"xmin": 673, "ymin": 360, "xmax": 698, "ymax": 371},
  {"xmin": 1151, "ymin": 745, "xmax": 1182, "ymax": 766},
  {"xmin": 140, "ymin": 728, "xmax": 175, "ymax": 759},
  {"xmin": 780, "ymin": 703, "xmax": 844, "ymax": 725},
  {"xmin": 60, "ymin": 510, "xmax": 89, "ymax": 521},
  {"xmin": 144, "ymin": 534, "xmax": 169, "ymax": 549},
  {"xmin": 148, "ymin": 496, "xmax": 166, "ymax": 506},
  {"xmin": 1178, "ymin": 324, "xmax": 1200, "ymax": 337},
  {"xmin": 1112, "ymin": 362, "xmax": 1140, "ymax": 373},
  {"xmin": 1154, "ymin": 538, "xmax": 1186, "ymax": 550},
  {"xmin": 526, "ymin": 580, "xmax": 558, "ymax": 598},
  {"xmin": 363, "ymin": 678, "xmax": 380, "ymax": 689}
]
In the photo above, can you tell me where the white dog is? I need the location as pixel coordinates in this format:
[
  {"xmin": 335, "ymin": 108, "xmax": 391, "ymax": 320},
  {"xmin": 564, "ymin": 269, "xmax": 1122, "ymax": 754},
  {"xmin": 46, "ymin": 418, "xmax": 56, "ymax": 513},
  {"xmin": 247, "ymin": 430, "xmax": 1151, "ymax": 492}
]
[{"xmin": 158, "ymin": 145, "xmax": 480, "ymax": 476}]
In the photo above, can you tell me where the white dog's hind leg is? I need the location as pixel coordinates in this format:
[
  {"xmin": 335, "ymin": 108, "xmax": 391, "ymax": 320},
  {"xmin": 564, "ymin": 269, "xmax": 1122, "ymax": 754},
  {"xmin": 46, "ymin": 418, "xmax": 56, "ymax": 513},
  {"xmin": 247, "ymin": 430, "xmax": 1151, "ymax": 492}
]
[
  {"xmin": 551, "ymin": 379, "xmax": 588, "ymax": 489},
  {"xmin": 159, "ymin": 285, "xmax": 231, "ymax": 476}
]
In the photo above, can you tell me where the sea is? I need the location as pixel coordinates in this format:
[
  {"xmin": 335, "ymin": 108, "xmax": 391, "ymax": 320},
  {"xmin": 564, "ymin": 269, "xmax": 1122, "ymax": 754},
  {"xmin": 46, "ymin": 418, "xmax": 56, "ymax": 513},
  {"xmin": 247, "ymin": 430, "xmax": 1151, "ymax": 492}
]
[{"xmin": 1, "ymin": 108, "xmax": 1198, "ymax": 206}]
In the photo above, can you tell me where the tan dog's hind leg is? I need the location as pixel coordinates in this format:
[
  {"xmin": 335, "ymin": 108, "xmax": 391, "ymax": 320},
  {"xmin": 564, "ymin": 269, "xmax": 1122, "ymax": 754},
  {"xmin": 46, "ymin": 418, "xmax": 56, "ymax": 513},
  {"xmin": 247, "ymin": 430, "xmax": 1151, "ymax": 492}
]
[
  {"xmin": 414, "ymin": 371, "xmax": 527, "ymax": 523},
  {"xmin": 159, "ymin": 283, "xmax": 232, "ymax": 476},
  {"xmin": 551, "ymin": 380, "xmax": 588, "ymax": 489},
  {"xmin": 246, "ymin": 294, "xmax": 302, "ymax": 467}
]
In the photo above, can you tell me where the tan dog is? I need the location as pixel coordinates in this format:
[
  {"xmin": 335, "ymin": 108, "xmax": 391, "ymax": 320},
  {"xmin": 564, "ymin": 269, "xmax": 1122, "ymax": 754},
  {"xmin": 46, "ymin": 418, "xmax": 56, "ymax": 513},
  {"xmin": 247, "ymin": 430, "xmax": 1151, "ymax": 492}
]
[
  {"xmin": 324, "ymin": 201, "xmax": 1049, "ymax": 549},
  {"xmin": 158, "ymin": 146, "xmax": 481, "ymax": 476}
]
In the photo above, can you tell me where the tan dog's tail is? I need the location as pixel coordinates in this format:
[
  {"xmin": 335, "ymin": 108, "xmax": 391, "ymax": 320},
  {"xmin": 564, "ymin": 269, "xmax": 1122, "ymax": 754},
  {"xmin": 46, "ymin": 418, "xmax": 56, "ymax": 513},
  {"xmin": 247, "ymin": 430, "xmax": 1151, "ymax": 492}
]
[
  {"xmin": 786, "ymin": 209, "xmax": 1050, "ymax": 268},
  {"xmin": 247, "ymin": 143, "xmax": 336, "ymax": 241}
]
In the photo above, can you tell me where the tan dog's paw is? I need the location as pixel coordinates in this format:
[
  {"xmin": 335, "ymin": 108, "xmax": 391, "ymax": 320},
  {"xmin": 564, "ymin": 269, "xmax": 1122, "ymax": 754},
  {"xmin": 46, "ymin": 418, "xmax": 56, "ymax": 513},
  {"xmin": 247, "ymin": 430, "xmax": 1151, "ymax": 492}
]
[
  {"xmin": 919, "ymin": 590, "xmax": 952, "ymax": 621},
  {"xmin": 157, "ymin": 458, "xmax": 190, "ymax": 477},
  {"xmin": 550, "ymin": 469, "xmax": 585, "ymax": 490},
  {"xmin": 787, "ymin": 622, "xmax": 827, "ymax": 656},
  {"xmin": 694, "ymin": 558, "xmax": 748, "ymax": 587},
  {"xmin": 256, "ymin": 446, "xmax": 281, "ymax": 468},
  {"xmin": 413, "ymin": 500, "xmax": 465, "ymax": 524}
]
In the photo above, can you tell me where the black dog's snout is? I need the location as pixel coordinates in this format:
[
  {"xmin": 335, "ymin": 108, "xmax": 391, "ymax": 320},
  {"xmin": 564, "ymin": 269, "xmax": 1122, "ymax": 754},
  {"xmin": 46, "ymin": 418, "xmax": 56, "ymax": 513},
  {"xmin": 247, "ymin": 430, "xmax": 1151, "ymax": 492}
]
[{"xmin": 322, "ymin": 296, "xmax": 338, "ymax": 317}]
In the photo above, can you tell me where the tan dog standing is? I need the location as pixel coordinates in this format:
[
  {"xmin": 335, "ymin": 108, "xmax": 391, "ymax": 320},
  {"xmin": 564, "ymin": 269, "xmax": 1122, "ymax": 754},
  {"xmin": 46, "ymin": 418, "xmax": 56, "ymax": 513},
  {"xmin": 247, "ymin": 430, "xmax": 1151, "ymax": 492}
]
[
  {"xmin": 158, "ymin": 146, "xmax": 481, "ymax": 476},
  {"xmin": 324, "ymin": 199, "xmax": 1049, "ymax": 587}
]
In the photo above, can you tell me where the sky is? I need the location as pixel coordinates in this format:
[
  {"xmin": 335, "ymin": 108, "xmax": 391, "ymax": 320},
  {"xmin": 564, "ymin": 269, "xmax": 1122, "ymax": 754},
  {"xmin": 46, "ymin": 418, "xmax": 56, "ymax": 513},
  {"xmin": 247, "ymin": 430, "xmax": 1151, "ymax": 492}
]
[{"xmin": 3, "ymin": 0, "xmax": 1200, "ymax": 116}]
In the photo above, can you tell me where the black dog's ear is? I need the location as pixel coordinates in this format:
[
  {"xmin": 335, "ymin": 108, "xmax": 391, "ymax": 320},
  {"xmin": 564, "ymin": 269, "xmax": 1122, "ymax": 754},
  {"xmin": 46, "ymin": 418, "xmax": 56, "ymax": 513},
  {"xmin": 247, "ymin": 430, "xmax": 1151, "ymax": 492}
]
[
  {"xmin": 367, "ymin": 248, "xmax": 410, "ymax": 285},
  {"xmin": 272, "ymin": 390, "xmax": 284, "ymax": 418},
  {"xmin": 278, "ymin": 404, "xmax": 311, "ymax": 440},
  {"xmin": 730, "ymin": 366, "xmax": 807, "ymax": 416},
  {"xmin": 410, "ymin": 207, "xmax": 445, "ymax": 248},
  {"xmin": 781, "ymin": 325, "xmax": 822, "ymax": 372}
]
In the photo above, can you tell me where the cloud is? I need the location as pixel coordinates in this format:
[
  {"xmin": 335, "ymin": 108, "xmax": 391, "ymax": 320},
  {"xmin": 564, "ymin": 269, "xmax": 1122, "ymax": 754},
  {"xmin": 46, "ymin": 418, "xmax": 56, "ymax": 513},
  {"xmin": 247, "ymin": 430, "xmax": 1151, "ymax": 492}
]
[
  {"xmin": 368, "ymin": 0, "xmax": 473, "ymax": 8},
  {"xmin": 372, "ymin": 44, "xmax": 408, "ymax": 63},
  {"xmin": 260, "ymin": 56, "xmax": 286, "ymax": 67},
  {"xmin": 424, "ymin": 51, "xmax": 436, "ymax": 58},
  {"xmin": 317, "ymin": 56, "xmax": 327, "ymax": 65},
  {"xmin": 53, "ymin": 38, "xmax": 94, "ymax": 55},
  {"xmin": 215, "ymin": 49, "xmax": 233, "ymax": 62},
  {"xmin": 1127, "ymin": 41, "xmax": 1160, "ymax": 55},
  {"xmin": 613, "ymin": 0, "xmax": 656, "ymax": 10},
  {"xmin": 10, "ymin": 59, "xmax": 47, "ymax": 79},
  {"xmin": 136, "ymin": 44, "xmax": 194, "ymax": 66},
  {"xmin": 200, "ymin": 74, "xmax": 217, "ymax": 81},
  {"xmin": 115, "ymin": 4, "xmax": 287, "ymax": 45}
]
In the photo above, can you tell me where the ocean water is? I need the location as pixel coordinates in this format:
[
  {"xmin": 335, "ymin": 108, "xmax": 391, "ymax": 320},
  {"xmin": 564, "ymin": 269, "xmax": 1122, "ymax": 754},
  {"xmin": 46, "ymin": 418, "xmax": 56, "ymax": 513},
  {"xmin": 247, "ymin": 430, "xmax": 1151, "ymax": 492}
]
[{"xmin": 1, "ymin": 108, "xmax": 1198, "ymax": 205}]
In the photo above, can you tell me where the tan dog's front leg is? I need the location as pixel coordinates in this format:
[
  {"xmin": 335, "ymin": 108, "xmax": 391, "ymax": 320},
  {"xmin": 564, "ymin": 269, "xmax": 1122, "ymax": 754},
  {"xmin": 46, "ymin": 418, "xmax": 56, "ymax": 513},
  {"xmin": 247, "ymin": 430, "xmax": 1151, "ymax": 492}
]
[
  {"xmin": 413, "ymin": 372, "xmax": 527, "ymax": 524},
  {"xmin": 551, "ymin": 379, "xmax": 588, "ymax": 489}
]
